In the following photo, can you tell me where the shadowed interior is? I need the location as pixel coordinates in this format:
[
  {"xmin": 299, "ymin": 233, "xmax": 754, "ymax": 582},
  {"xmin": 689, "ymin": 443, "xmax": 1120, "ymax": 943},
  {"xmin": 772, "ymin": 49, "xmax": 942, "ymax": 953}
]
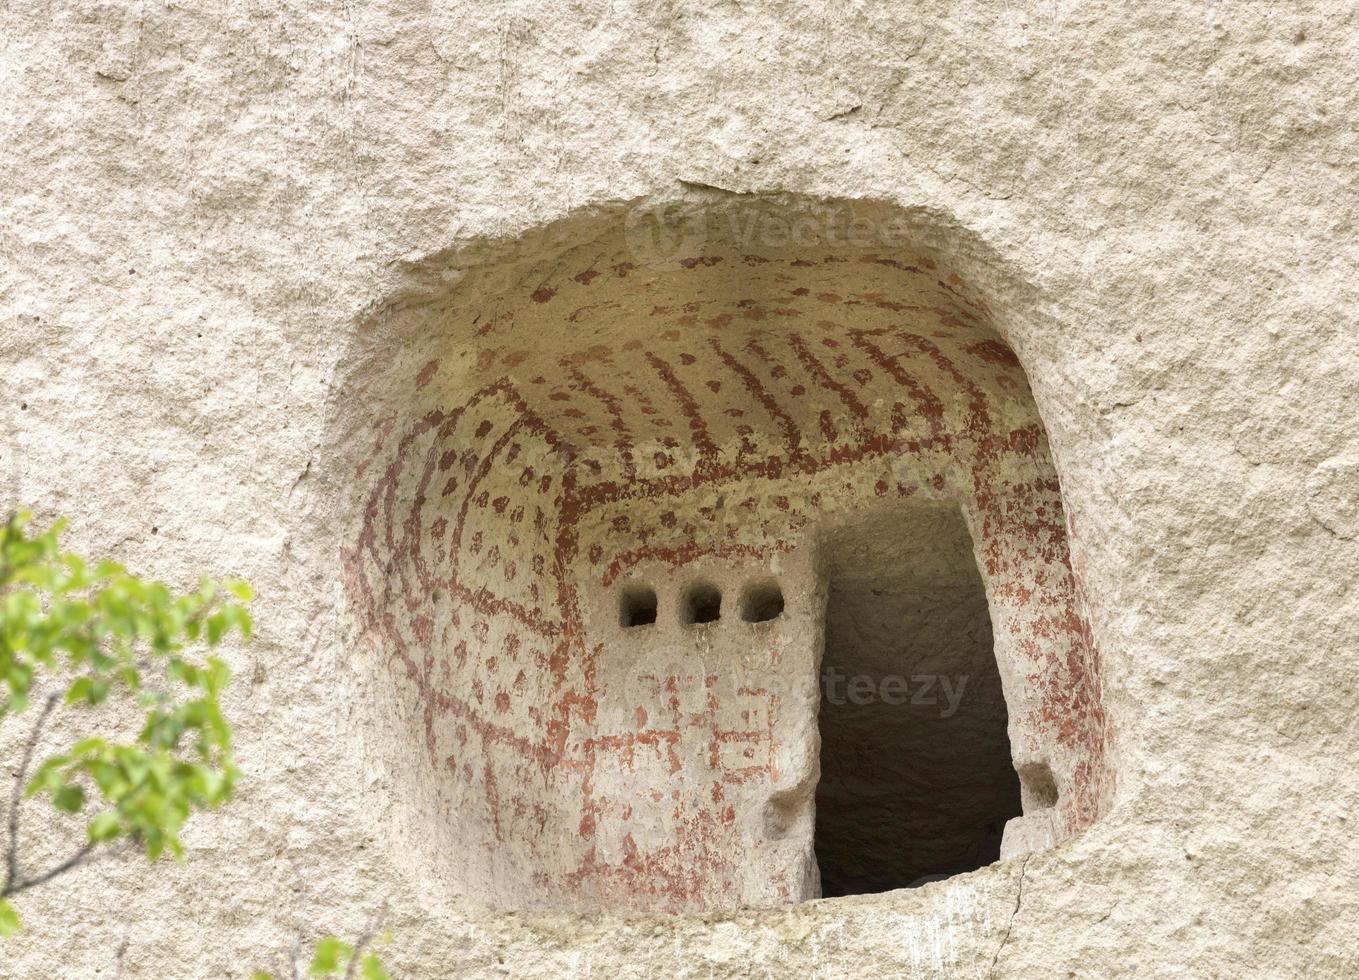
[{"xmin": 815, "ymin": 505, "xmax": 1022, "ymax": 896}]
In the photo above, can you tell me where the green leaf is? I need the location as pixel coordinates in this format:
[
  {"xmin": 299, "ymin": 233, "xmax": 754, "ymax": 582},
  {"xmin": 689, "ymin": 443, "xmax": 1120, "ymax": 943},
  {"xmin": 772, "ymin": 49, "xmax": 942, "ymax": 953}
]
[
  {"xmin": 361, "ymin": 953, "xmax": 390, "ymax": 980},
  {"xmin": 230, "ymin": 606, "xmax": 252, "ymax": 643},
  {"xmin": 205, "ymin": 613, "xmax": 225, "ymax": 647},
  {"xmin": 66, "ymin": 677, "xmax": 95, "ymax": 704},
  {"xmin": 53, "ymin": 785, "xmax": 85, "ymax": 814},
  {"xmin": 0, "ymin": 899, "xmax": 19, "ymax": 938},
  {"xmin": 88, "ymin": 810, "xmax": 121, "ymax": 842},
  {"xmin": 250, "ymin": 973, "xmax": 275, "ymax": 980},
  {"xmin": 310, "ymin": 937, "xmax": 352, "ymax": 975},
  {"xmin": 25, "ymin": 756, "xmax": 68, "ymax": 795}
]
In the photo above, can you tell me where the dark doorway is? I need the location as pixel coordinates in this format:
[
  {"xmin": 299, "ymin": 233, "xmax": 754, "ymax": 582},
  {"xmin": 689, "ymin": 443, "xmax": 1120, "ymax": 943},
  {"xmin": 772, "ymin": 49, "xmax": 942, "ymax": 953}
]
[{"xmin": 814, "ymin": 505, "xmax": 1022, "ymax": 897}]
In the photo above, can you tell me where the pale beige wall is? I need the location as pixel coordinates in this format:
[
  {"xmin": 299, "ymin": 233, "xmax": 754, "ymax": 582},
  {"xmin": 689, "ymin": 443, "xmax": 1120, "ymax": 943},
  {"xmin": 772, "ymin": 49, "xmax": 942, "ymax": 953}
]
[{"xmin": 2, "ymin": 0, "xmax": 1357, "ymax": 975}]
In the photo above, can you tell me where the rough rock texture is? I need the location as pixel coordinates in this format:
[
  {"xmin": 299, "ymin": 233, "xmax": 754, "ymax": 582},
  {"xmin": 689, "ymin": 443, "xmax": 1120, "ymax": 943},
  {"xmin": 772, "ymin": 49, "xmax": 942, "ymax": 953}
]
[{"xmin": 2, "ymin": 0, "xmax": 1358, "ymax": 976}]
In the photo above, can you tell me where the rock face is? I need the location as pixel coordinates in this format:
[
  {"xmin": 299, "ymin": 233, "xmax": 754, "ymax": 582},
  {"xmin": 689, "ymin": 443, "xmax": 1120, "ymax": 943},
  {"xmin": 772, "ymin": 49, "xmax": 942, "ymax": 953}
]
[{"xmin": 2, "ymin": 1, "xmax": 1357, "ymax": 976}]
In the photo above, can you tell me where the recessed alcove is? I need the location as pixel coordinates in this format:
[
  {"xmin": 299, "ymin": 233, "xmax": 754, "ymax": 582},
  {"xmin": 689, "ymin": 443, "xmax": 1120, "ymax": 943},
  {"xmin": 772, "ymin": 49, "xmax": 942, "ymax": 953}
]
[
  {"xmin": 619, "ymin": 584, "xmax": 658, "ymax": 628},
  {"xmin": 338, "ymin": 195, "xmax": 1110, "ymax": 915},
  {"xmin": 1018, "ymin": 761, "xmax": 1060, "ymax": 811},
  {"xmin": 740, "ymin": 580, "xmax": 785, "ymax": 623},
  {"xmin": 682, "ymin": 582, "xmax": 723, "ymax": 625}
]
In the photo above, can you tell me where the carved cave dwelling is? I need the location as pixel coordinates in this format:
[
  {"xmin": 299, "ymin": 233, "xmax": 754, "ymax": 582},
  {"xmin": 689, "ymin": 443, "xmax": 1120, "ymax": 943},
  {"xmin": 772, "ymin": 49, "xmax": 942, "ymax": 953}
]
[{"xmin": 342, "ymin": 199, "xmax": 1111, "ymax": 914}]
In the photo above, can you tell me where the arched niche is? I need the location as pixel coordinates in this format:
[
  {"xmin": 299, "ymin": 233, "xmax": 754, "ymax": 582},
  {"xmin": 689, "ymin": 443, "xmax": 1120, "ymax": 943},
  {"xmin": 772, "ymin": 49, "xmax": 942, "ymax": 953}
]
[{"xmin": 333, "ymin": 194, "xmax": 1112, "ymax": 913}]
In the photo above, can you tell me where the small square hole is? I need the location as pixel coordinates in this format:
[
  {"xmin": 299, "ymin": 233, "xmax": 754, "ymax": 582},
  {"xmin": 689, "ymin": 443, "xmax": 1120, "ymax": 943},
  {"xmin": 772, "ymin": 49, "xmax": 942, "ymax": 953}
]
[
  {"xmin": 620, "ymin": 586, "xmax": 658, "ymax": 628},
  {"xmin": 740, "ymin": 580, "xmax": 785, "ymax": 622},
  {"xmin": 683, "ymin": 583, "xmax": 722, "ymax": 625},
  {"xmin": 1017, "ymin": 761, "xmax": 1059, "ymax": 811}
]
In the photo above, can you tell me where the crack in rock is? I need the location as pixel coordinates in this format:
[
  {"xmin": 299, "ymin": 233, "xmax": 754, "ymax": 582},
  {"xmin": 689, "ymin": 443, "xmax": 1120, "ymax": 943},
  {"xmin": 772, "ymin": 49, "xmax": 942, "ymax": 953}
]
[{"xmin": 987, "ymin": 854, "xmax": 1031, "ymax": 977}]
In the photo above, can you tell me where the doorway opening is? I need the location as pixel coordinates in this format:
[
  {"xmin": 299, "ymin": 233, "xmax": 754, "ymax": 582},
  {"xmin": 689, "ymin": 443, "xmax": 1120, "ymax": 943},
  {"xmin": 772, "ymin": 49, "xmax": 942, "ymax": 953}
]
[{"xmin": 814, "ymin": 505, "xmax": 1023, "ymax": 897}]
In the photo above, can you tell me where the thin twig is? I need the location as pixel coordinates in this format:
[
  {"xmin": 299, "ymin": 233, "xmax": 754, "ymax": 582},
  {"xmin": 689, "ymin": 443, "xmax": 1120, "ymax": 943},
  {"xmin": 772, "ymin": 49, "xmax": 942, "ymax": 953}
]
[
  {"xmin": 114, "ymin": 936, "xmax": 130, "ymax": 980},
  {"xmin": 2, "ymin": 836, "xmax": 133, "ymax": 899},
  {"xmin": 4, "ymin": 842, "xmax": 96, "ymax": 898},
  {"xmin": 4, "ymin": 691, "xmax": 60, "ymax": 894},
  {"xmin": 344, "ymin": 904, "xmax": 388, "ymax": 980}
]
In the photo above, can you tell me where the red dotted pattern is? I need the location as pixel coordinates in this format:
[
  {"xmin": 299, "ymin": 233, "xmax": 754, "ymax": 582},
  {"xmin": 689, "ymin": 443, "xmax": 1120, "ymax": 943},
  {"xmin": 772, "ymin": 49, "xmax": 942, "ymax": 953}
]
[{"xmin": 342, "ymin": 249, "xmax": 1110, "ymax": 911}]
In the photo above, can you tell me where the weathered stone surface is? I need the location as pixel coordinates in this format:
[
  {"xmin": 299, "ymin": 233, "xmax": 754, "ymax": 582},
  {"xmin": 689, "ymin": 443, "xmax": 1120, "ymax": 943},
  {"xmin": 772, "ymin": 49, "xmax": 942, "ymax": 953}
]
[
  {"xmin": 2, "ymin": 0, "xmax": 1357, "ymax": 975},
  {"xmin": 1307, "ymin": 456, "xmax": 1359, "ymax": 539}
]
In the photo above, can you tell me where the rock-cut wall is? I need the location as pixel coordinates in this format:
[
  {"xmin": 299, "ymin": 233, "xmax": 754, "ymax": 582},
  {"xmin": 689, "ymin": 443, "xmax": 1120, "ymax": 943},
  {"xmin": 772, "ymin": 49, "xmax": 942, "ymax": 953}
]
[
  {"xmin": 4, "ymin": 1, "xmax": 1357, "ymax": 973},
  {"xmin": 340, "ymin": 199, "xmax": 1110, "ymax": 913}
]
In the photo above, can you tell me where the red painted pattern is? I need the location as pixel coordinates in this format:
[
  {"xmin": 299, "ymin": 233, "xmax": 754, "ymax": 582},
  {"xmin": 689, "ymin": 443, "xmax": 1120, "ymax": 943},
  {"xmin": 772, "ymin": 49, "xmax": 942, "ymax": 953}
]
[{"xmin": 342, "ymin": 247, "xmax": 1110, "ymax": 911}]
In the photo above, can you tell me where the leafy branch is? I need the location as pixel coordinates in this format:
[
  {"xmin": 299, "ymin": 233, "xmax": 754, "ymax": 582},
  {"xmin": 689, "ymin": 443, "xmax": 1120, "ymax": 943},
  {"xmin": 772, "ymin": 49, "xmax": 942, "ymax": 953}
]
[{"xmin": 0, "ymin": 511, "xmax": 252, "ymax": 935}]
